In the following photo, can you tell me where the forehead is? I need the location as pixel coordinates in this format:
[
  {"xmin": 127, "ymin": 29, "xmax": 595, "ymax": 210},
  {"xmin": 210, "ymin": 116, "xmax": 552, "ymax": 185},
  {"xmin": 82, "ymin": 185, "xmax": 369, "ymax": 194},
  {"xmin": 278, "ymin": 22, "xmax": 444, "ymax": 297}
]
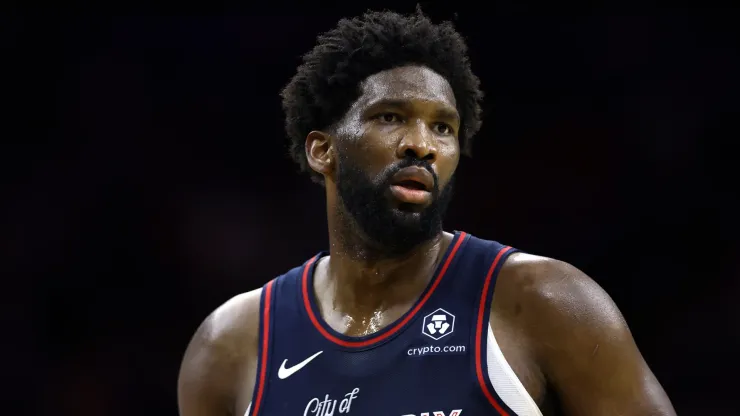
[{"xmin": 356, "ymin": 65, "xmax": 457, "ymax": 109}]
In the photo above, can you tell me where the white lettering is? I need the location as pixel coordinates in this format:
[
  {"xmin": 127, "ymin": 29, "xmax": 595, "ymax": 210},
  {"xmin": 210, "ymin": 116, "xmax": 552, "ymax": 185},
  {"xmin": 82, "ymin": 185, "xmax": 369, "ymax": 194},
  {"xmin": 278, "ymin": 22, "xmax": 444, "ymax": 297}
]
[
  {"xmin": 303, "ymin": 399, "xmax": 320, "ymax": 416},
  {"xmin": 401, "ymin": 410, "xmax": 462, "ymax": 416},
  {"xmin": 304, "ymin": 388, "xmax": 360, "ymax": 416},
  {"xmin": 406, "ymin": 345, "xmax": 466, "ymax": 356},
  {"xmin": 338, "ymin": 388, "xmax": 359, "ymax": 413},
  {"xmin": 304, "ymin": 398, "xmax": 320, "ymax": 416},
  {"xmin": 322, "ymin": 394, "xmax": 337, "ymax": 416}
]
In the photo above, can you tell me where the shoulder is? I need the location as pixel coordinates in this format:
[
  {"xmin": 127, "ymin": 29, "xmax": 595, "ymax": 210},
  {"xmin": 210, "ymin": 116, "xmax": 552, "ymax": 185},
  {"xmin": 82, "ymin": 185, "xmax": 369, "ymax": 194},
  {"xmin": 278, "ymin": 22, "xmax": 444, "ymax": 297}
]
[
  {"xmin": 499, "ymin": 252, "xmax": 598, "ymax": 297},
  {"xmin": 192, "ymin": 288, "xmax": 264, "ymax": 359},
  {"xmin": 491, "ymin": 251, "xmax": 631, "ymax": 366},
  {"xmin": 177, "ymin": 287, "xmax": 264, "ymax": 415},
  {"xmin": 496, "ymin": 252, "xmax": 626, "ymax": 337},
  {"xmin": 491, "ymin": 252, "xmax": 676, "ymax": 413}
]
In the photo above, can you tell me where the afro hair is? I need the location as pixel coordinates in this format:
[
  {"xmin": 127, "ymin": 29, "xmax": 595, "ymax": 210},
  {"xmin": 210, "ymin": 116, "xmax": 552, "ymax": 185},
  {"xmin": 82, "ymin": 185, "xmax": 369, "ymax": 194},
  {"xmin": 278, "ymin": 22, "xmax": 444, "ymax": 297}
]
[{"xmin": 281, "ymin": 8, "xmax": 484, "ymax": 183}]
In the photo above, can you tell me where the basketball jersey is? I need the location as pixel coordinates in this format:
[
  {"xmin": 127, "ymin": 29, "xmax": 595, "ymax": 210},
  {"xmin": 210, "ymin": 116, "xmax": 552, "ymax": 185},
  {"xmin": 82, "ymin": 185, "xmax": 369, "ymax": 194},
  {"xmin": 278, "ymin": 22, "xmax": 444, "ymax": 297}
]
[{"xmin": 246, "ymin": 231, "xmax": 543, "ymax": 416}]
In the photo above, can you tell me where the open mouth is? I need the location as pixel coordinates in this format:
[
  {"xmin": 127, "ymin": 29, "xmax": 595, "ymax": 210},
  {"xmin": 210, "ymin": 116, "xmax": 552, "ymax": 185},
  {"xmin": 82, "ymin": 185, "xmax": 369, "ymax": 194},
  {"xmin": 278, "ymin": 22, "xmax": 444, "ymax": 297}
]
[
  {"xmin": 388, "ymin": 166, "xmax": 434, "ymax": 205},
  {"xmin": 394, "ymin": 180, "xmax": 428, "ymax": 191},
  {"xmin": 389, "ymin": 180, "xmax": 431, "ymax": 205}
]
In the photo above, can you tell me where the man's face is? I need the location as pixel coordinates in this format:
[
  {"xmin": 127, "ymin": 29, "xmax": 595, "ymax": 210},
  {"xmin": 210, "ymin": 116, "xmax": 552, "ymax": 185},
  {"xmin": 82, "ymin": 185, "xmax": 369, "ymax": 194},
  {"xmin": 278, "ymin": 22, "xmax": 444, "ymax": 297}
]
[{"xmin": 331, "ymin": 65, "xmax": 461, "ymax": 255}]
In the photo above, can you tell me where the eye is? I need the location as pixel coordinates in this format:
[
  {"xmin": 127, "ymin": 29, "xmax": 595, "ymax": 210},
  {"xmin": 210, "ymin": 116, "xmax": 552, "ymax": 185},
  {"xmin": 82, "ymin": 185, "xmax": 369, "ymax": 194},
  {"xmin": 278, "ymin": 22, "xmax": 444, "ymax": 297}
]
[
  {"xmin": 433, "ymin": 123, "xmax": 454, "ymax": 135},
  {"xmin": 375, "ymin": 113, "xmax": 402, "ymax": 123}
]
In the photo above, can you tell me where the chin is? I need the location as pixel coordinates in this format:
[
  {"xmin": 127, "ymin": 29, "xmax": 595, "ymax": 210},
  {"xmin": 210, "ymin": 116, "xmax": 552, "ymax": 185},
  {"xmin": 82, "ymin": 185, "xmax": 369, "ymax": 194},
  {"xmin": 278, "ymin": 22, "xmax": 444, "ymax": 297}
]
[
  {"xmin": 394, "ymin": 203, "xmax": 427, "ymax": 214},
  {"xmin": 392, "ymin": 210, "xmax": 431, "ymax": 231}
]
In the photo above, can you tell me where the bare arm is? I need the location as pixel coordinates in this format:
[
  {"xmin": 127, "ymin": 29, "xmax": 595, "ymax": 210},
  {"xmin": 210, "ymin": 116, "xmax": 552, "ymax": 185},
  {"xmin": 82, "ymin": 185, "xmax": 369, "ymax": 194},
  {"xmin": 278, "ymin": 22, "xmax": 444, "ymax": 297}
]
[
  {"xmin": 517, "ymin": 256, "xmax": 676, "ymax": 416},
  {"xmin": 178, "ymin": 290, "xmax": 261, "ymax": 416}
]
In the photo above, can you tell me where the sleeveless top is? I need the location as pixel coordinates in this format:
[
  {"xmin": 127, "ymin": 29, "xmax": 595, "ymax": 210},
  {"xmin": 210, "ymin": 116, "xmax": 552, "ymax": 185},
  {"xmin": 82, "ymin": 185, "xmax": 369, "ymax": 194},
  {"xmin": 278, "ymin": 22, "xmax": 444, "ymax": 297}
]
[{"xmin": 246, "ymin": 231, "xmax": 542, "ymax": 416}]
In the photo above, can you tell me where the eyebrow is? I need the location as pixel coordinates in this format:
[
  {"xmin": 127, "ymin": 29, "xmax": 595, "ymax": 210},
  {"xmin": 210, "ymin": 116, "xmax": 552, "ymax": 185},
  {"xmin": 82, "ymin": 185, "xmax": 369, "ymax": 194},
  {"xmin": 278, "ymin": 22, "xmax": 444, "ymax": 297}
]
[
  {"xmin": 433, "ymin": 107, "xmax": 461, "ymax": 123},
  {"xmin": 365, "ymin": 98, "xmax": 460, "ymax": 123}
]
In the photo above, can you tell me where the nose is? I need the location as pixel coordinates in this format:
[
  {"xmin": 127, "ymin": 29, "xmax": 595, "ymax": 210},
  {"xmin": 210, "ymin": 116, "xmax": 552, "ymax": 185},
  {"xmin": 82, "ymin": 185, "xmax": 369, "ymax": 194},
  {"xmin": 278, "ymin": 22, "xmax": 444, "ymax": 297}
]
[{"xmin": 396, "ymin": 122, "xmax": 438, "ymax": 161}]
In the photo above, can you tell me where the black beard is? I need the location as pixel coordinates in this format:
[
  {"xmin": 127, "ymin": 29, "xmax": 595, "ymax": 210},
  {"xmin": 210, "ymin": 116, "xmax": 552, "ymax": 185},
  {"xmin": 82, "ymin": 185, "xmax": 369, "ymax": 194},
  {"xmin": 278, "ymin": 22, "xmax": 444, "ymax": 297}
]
[{"xmin": 335, "ymin": 155, "xmax": 454, "ymax": 257}]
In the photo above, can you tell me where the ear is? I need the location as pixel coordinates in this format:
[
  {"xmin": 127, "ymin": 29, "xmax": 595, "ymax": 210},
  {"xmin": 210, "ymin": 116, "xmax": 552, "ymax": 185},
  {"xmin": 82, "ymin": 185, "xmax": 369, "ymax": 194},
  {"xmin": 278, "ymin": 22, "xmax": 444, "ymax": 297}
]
[{"xmin": 305, "ymin": 130, "xmax": 334, "ymax": 177}]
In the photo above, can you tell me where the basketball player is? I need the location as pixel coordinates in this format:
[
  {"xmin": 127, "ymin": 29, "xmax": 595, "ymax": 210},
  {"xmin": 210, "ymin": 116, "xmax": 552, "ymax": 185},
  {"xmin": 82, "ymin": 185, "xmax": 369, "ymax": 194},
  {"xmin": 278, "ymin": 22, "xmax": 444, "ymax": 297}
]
[{"xmin": 178, "ymin": 9, "xmax": 676, "ymax": 416}]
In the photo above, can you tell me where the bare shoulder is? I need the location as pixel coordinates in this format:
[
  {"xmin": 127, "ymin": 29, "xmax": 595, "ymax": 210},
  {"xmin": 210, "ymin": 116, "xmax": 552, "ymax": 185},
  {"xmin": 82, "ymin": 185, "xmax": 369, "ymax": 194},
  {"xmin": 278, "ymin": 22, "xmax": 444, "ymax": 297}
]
[
  {"xmin": 177, "ymin": 288, "xmax": 263, "ymax": 416},
  {"xmin": 496, "ymin": 252, "xmax": 632, "ymax": 361},
  {"xmin": 496, "ymin": 252, "xmax": 676, "ymax": 415},
  {"xmin": 185, "ymin": 288, "xmax": 263, "ymax": 364},
  {"xmin": 498, "ymin": 252, "xmax": 625, "ymax": 327}
]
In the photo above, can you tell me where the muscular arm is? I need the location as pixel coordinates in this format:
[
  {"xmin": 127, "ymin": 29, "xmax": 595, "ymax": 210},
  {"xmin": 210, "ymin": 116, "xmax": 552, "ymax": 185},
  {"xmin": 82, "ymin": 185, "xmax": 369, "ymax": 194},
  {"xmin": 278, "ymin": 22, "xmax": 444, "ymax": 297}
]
[
  {"xmin": 178, "ymin": 290, "xmax": 261, "ymax": 416},
  {"xmin": 516, "ymin": 255, "xmax": 676, "ymax": 416}
]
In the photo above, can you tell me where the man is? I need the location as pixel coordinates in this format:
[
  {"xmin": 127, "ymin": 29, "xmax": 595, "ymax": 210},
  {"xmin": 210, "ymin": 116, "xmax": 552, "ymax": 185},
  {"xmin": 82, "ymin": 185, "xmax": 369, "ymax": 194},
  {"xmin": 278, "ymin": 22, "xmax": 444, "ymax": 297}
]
[{"xmin": 178, "ymin": 9, "xmax": 676, "ymax": 416}]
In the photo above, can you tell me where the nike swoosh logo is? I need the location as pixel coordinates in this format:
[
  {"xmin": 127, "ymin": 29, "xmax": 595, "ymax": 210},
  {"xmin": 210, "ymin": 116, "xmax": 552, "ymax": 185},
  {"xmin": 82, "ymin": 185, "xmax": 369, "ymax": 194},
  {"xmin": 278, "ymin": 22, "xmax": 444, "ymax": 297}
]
[{"xmin": 277, "ymin": 350, "xmax": 323, "ymax": 379}]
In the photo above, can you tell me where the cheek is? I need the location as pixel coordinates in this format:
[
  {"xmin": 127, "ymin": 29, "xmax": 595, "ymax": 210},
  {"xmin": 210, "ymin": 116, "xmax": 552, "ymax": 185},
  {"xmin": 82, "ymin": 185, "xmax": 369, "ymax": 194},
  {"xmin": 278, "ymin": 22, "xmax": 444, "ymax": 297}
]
[
  {"xmin": 345, "ymin": 129, "xmax": 396, "ymax": 167},
  {"xmin": 336, "ymin": 121, "xmax": 365, "ymax": 144},
  {"xmin": 436, "ymin": 143, "xmax": 460, "ymax": 184}
]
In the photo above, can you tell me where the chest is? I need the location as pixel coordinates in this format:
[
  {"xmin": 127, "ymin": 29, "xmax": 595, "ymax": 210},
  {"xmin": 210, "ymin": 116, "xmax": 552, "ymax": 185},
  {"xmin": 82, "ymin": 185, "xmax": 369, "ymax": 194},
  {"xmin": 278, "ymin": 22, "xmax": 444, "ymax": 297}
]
[
  {"xmin": 257, "ymin": 341, "xmax": 485, "ymax": 416},
  {"xmin": 249, "ymin": 307, "xmax": 546, "ymax": 416},
  {"xmin": 240, "ymin": 238, "xmax": 548, "ymax": 416}
]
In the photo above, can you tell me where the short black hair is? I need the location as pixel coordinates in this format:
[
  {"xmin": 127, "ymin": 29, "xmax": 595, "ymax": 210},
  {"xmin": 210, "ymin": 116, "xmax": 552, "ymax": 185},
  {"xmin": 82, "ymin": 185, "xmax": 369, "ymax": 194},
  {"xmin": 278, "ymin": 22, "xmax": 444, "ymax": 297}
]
[{"xmin": 281, "ymin": 8, "xmax": 484, "ymax": 183}]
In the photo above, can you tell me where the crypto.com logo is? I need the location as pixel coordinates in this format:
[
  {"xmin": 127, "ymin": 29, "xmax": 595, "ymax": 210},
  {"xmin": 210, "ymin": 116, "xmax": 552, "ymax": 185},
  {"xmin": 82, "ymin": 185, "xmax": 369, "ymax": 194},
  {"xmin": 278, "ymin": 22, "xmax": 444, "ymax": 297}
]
[{"xmin": 421, "ymin": 308, "xmax": 455, "ymax": 340}]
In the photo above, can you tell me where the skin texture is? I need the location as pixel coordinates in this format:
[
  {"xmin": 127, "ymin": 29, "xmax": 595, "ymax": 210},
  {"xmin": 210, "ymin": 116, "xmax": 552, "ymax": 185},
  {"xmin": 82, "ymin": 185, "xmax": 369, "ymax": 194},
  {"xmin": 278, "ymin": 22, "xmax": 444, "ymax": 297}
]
[{"xmin": 178, "ymin": 65, "xmax": 676, "ymax": 416}]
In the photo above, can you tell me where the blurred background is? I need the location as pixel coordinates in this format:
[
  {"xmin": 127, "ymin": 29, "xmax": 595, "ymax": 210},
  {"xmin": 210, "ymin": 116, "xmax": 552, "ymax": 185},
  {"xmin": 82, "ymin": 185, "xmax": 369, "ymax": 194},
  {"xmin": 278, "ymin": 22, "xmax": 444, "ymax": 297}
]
[{"xmin": 4, "ymin": 6, "xmax": 739, "ymax": 415}]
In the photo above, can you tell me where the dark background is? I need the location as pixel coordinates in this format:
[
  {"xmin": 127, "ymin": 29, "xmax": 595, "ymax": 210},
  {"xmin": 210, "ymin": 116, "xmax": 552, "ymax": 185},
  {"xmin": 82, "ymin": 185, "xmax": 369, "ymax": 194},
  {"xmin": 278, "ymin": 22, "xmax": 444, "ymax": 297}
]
[{"xmin": 4, "ymin": 7, "xmax": 739, "ymax": 415}]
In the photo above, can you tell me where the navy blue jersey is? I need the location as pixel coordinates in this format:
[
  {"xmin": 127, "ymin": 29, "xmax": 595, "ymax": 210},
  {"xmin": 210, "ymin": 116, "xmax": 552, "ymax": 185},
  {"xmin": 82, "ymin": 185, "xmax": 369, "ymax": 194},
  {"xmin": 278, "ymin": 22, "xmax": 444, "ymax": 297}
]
[{"xmin": 247, "ymin": 231, "xmax": 535, "ymax": 416}]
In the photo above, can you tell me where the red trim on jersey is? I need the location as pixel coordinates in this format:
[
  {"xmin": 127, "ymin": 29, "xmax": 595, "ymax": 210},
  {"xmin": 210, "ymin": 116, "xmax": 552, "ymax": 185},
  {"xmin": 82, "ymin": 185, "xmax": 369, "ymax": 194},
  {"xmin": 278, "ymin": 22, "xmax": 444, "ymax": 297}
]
[
  {"xmin": 302, "ymin": 232, "xmax": 467, "ymax": 348},
  {"xmin": 251, "ymin": 279, "xmax": 274, "ymax": 416},
  {"xmin": 475, "ymin": 246, "xmax": 514, "ymax": 416}
]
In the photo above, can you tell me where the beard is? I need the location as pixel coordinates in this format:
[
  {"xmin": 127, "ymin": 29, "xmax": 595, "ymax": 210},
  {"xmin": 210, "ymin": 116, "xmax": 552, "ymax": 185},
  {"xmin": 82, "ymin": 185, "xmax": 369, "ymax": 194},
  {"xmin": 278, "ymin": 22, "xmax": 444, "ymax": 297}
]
[{"xmin": 335, "ymin": 154, "xmax": 454, "ymax": 257}]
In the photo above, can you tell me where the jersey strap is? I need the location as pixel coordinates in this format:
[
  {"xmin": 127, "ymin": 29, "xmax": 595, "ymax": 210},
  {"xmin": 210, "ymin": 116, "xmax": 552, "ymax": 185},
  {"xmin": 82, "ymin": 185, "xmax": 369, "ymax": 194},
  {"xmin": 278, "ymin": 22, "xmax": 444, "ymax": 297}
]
[
  {"xmin": 468, "ymin": 238, "xmax": 520, "ymax": 415},
  {"xmin": 248, "ymin": 279, "xmax": 276, "ymax": 416}
]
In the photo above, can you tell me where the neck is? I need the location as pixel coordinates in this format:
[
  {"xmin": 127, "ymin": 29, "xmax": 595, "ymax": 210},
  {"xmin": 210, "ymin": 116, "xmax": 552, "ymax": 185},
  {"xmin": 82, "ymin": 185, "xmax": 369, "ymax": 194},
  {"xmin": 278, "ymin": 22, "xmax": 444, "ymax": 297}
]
[{"xmin": 319, "ymin": 200, "xmax": 450, "ymax": 314}]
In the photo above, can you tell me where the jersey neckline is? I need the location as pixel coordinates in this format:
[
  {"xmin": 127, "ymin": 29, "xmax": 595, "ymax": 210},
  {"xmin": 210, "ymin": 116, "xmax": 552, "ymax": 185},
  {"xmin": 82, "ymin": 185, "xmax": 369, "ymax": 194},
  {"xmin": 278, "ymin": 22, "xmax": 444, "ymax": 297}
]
[{"xmin": 300, "ymin": 230, "xmax": 468, "ymax": 349}]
